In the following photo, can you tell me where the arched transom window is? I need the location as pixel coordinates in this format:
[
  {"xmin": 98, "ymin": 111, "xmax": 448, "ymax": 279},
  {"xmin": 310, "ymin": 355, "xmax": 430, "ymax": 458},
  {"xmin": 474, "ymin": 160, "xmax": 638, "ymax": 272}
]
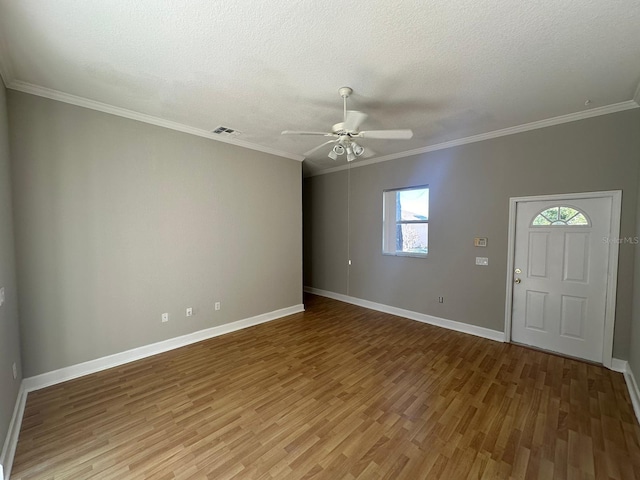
[{"xmin": 532, "ymin": 206, "xmax": 590, "ymax": 226}]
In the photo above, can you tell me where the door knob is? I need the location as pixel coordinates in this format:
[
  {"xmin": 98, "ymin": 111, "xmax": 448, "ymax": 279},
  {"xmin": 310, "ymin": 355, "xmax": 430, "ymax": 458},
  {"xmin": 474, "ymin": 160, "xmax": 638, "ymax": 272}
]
[{"xmin": 514, "ymin": 278, "xmax": 521, "ymax": 284}]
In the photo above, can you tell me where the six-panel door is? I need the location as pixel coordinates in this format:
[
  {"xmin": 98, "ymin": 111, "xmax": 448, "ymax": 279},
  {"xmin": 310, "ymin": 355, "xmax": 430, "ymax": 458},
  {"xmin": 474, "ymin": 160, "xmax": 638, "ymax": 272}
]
[{"xmin": 511, "ymin": 198, "xmax": 612, "ymax": 362}]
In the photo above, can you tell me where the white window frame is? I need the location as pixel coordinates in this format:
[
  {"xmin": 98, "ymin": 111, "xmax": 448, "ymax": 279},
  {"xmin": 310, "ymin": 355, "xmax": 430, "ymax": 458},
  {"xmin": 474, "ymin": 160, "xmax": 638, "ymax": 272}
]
[{"xmin": 382, "ymin": 185, "xmax": 429, "ymax": 258}]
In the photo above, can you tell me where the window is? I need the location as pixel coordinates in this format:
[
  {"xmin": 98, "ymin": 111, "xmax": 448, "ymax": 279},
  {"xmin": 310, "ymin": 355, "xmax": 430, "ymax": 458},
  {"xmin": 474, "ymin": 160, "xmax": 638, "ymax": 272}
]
[
  {"xmin": 532, "ymin": 206, "xmax": 589, "ymax": 226},
  {"xmin": 383, "ymin": 186, "xmax": 429, "ymax": 256}
]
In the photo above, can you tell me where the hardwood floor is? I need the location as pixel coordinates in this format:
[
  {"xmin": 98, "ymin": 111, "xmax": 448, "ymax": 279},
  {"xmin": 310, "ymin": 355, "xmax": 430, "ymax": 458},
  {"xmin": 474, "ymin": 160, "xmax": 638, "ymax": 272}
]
[{"xmin": 11, "ymin": 294, "xmax": 640, "ymax": 479}]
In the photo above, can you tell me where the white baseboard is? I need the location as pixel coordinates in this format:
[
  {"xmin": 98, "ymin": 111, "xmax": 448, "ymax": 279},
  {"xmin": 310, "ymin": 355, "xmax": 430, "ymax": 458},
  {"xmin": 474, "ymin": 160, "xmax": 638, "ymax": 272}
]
[
  {"xmin": 304, "ymin": 287, "xmax": 505, "ymax": 343},
  {"xmin": 3, "ymin": 296, "xmax": 639, "ymax": 479},
  {"xmin": 625, "ymin": 366, "xmax": 640, "ymax": 426},
  {"xmin": 1, "ymin": 303, "xmax": 303, "ymax": 479},
  {"xmin": 23, "ymin": 304, "xmax": 304, "ymax": 393},
  {"xmin": 611, "ymin": 358, "xmax": 628, "ymax": 373},
  {"xmin": 611, "ymin": 359, "xmax": 640, "ymax": 426},
  {"xmin": 0, "ymin": 383, "xmax": 27, "ymax": 480}
]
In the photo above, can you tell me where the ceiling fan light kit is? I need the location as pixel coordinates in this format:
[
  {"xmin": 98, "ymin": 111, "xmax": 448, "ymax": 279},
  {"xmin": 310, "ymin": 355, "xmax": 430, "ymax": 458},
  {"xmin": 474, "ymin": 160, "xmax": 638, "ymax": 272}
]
[{"xmin": 282, "ymin": 87, "xmax": 413, "ymax": 162}]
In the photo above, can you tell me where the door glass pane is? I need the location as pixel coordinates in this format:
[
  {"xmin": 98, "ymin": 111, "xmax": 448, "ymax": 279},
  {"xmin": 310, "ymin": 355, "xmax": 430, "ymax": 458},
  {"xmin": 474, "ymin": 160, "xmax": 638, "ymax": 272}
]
[
  {"xmin": 567, "ymin": 213, "xmax": 588, "ymax": 225},
  {"xmin": 532, "ymin": 206, "xmax": 589, "ymax": 226}
]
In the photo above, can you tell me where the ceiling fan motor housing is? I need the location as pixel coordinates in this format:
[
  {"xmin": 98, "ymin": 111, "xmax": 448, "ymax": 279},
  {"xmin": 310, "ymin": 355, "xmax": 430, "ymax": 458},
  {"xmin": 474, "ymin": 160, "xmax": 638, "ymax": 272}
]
[
  {"xmin": 338, "ymin": 87, "xmax": 353, "ymax": 98},
  {"xmin": 332, "ymin": 123, "xmax": 346, "ymax": 134}
]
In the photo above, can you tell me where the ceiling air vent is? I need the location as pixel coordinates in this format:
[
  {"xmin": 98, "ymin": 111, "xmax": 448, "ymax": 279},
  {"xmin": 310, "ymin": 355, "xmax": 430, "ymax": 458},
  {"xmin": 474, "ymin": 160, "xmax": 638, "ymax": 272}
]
[{"xmin": 213, "ymin": 126, "xmax": 241, "ymax": 137}]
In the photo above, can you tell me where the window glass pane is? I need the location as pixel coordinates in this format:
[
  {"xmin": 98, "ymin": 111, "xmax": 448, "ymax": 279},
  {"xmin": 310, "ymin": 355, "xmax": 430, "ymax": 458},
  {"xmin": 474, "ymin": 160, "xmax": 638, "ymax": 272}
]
[
  {"xmin": 398, "ymin": 223, "xmax": 428, "ymax": 254},
  {"xmin": 532, "ymin": 215, "xmax": 551, "ymax": 225},
  {"xmin": 559, "ymin": 206, "xmax": 578, "ymax": 221},
  {"xmin": 396, "ymin": 188, "xmax": 429, "ymax": 221},
  {"xmin": 531, "ymin": 206, "xmax": 590, "ymax": 226},
  {"xmin": 383, "ymin": 186, "xmax": 428, "ymax": 256},
  {"xmin": 542, "ymin": 207, "xmax": 559, "ymax": 222},
  {"xmin": 567, "ymin": 213, "xmax": 588, "ymax": 225}
]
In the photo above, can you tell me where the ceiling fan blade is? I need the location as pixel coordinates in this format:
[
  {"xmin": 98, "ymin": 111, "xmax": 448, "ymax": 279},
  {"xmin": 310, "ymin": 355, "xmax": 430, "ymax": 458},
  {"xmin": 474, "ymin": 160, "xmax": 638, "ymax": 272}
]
[
  {"xmin": 281, "ymin": 130, "xmax": 334, "ymax": 136},
  {"xmin": 361, "ymin": 147, "xmax": 378, "ymax": 159},
  {"xmin": 343, "ymin": 110, "xmax": 368, "ymax": 132},
  {"xmin": 358, "ymin": 129, "xmax": 413, "ymax": 139},
  {"xmin": 303, "ymin": 140, "xmax": 337, "ymax": 157}
]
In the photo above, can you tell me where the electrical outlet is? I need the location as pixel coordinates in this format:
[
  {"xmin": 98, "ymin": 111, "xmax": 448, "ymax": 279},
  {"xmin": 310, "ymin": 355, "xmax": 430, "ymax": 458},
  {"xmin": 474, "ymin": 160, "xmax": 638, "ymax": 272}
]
[
  {"xmin": 215, "ymin": 302, "xmax": 221, "ymax": 311},
  {"xmin": 475, "ymin": 257, "xmax": 489, "ymax": 266},
  {"xmin": 438, "ymin": 296, "xmax": 444, "ymax": 303},
  {"xmin": 0, "ymin": 287, "xmax": 4, "ymax": 307},
  {"xmin": 161, "ymin": 312, "xmax": 169, "ymax": 323},
  {"xmin": 186, "ymin": 307, "xmax": 193, "ymax": 317},
  {"xmin": 12, "ymin": 362, "xmax": 17, "ymax": 380}
]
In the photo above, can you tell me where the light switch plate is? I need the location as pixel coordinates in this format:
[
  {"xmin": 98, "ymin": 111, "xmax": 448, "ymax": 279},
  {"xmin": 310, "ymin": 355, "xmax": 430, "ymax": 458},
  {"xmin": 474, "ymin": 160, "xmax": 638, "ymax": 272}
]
[
  {"xmin": 475, "ymin": 257, "xmax": 489, "ymax": 266},
  {"xmin": 474, "ymin": 237, "xmax": 488, "ymax": 247}
]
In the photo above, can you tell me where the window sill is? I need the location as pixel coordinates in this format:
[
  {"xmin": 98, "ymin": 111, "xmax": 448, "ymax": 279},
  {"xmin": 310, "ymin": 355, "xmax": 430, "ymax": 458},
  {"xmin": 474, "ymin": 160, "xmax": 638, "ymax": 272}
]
[{"xmin": 382, "ymin": 252, "xmax": 428, "ymax": 258}]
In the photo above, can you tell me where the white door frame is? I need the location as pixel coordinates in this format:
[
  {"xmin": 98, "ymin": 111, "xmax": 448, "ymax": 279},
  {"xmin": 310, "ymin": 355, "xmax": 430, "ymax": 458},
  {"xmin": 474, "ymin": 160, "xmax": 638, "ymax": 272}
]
[{"xmin": 503, "ymin": 190, "xmax": 622, "ymax": 368}]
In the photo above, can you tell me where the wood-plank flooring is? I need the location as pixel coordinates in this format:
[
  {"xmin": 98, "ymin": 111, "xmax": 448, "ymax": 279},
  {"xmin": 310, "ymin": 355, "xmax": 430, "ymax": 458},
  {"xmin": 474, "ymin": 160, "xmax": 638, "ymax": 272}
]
[{"xmin": 11, "ymin": 294, "xmax": 640, "ymax": 479}]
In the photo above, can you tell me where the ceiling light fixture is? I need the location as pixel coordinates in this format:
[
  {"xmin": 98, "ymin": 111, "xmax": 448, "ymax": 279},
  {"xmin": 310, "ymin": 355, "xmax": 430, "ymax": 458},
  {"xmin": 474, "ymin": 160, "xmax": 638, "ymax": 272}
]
[
  {"xmin": 326, "ymin": 139, "xmax": 365, "ymax": 162},
  {"xmin": 346, "ymin": 145, "xmax": 356, "ymax": 162}
]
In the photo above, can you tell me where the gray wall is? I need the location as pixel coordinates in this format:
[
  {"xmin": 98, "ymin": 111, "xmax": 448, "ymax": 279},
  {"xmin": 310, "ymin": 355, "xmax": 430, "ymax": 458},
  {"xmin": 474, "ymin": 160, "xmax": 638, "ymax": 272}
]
[
  {"xmin": 9, "ymin": 91, "xmax": 302, "ymax": 377},
  {"xmin": 629, "ymin": 167, "xmax": 640, "ymax": 376},
  {"xmin": 0, "ymin": 84, "xmax": 22, "ymax": 455},
  {"xmin": 305, "ymin": 109, "xmax": 640, "ymax": 360}
]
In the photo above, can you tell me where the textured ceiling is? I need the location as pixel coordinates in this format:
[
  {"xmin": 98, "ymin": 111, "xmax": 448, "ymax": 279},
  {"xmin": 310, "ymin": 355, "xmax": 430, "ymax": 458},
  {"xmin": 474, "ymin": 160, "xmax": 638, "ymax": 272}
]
[{"xmin": 0, "ymin": 0, "xmax": 639, "ymax": 175}]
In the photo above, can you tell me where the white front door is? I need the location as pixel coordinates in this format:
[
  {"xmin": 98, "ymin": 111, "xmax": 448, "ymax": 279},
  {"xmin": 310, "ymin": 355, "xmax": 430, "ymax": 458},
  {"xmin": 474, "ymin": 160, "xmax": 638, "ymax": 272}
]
[{"xmin": 511, "ymin": 197, "xmax": 612, "ymax": 363}]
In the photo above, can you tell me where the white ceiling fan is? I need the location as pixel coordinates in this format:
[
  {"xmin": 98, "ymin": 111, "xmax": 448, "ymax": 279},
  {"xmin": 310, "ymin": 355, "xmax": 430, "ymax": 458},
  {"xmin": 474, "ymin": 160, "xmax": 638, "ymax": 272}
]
[{"xmin": 282, "ymin": 87, "xmax": 413, "ymax": 161}]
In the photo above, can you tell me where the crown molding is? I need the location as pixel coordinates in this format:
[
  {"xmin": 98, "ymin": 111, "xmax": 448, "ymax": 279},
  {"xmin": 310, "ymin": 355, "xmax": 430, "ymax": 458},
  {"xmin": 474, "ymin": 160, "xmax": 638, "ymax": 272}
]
[
  {"xmin": 306, "ymin": 100, "xmax": 640, "ymax": 177},
  {"xmin": 7, "ymin": 80, "xmax": 305, "ymax": 162},
  {"xmin": 4, "ymin": 76, "xmax": 639, "ymax": 171}
]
